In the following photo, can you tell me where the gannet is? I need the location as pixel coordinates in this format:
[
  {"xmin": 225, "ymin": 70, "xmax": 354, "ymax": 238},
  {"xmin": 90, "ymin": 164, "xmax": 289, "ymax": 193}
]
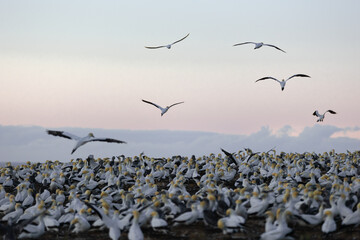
[
  {"xmin": 312, "ymin": 110, "xmax": 336, "ymax": 122},
  {"xmin": 321, "ymin": 210, "xmax": 336, "ymax": 233},
  {"xmin": 145, "ymin": 33, "xmax": 189, "ymax": 49},
  {"xmin": 233, "ymin": 42, "xmax": 286, "ymax": 53},
  {"xmin": 46, "ymin": 130, "xmax": 127, "ymax": 154},
  {"xmin": 128, "ymin": 210, "xmax": 143, "ymax": 240},
  {"xmin": 342, "ymin": 203, "xmax": 360, "ymax": 226},
  {"xmin": 84, "ymin": 202, "xmax": 121, "ymax": 240},
  {"xmin": 142, "ymin": 99, "xmax": 184, "ymax": 116},
  {"xmin": 255, "ymin": 74, "xmax": 311, "ymax": 91}
]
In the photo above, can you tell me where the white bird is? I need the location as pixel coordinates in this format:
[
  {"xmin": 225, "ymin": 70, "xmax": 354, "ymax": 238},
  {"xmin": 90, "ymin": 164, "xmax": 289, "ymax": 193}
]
[
  {"xmin": 321, "ymin": 210, "xmax": 337, "ymax": 233},
  {"xmin": 145, "ymin": 33, "xmax": 189, "ymax": 49},
  {"xmin": 70, "ymin": 210, "xmax": 91, "ymax": 234},
  {"xmin": 2, "ymin": 203, "xmax": 23, "ymax": 223},
  {"xmin": 46, "ymin": 130, "xmax": 127, "ymax": 154},
  {"xmin": 150, "ymin": 211, "xmax": 168, "ymax": 231},
  {"xmin": 300, "ymin": 204, "xmax": 324, "ymax": 225},
  {"xmin": 173, "ymin": 204, "xmax": 199, "ymax": 225},
  {"xmin": 142, "ymin": 99, "xmax": 184, "ymax": 116},
  {"xmin": 128, "ymin": 210, "xmax": 143, "ymax": 240},
  {"xmin": 342, "ymin": 203, "xmax": 360, "ymax": 226},
  {"xmin": 233, "ymin": 42, "xmax": 286, "ymax": 53},
  {"xmin": 84, "ymin": 202, "xmax": 121, "ymax": 240},
  {"xmin": 312, "ymin": 110, "xmax": 336, "ymax": 122},
  {"xmin": 255, "ymin": 74, "xmax": 311, "ymax": 91}
]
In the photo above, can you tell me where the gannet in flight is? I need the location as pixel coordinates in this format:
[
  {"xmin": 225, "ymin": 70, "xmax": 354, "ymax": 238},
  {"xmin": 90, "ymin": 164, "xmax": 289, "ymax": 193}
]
[
  {"xmin": 233, "ymin": 42, "xmax": 286, "ymax": 53},
  {"xmin": 142, "ymin": 99, "xmax": 184, "ymax": 116},
  {"xmin": 313, "ymin": 110, "xmax": 336, "ymax": 122},
  {"xmin": 145, "ymin": 33, "xmax": 190, "ymax": 49},
  {"xmin": 255, "ymin": 74, "xmax": 310, "ymax": 91},
  {"xmin": 46, "ymin": 130, "xmax": 127, "ymax": 154}
]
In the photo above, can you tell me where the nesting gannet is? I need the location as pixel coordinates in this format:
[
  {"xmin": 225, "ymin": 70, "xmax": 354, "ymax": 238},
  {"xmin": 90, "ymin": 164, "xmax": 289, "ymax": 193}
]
[
  {"xmin": 233, "ymin": 42, "xmax": 286, "ymax": 53},
  {"xmin": 342, "ymin": 203, "xmax": 360, "ymax": 226},
  {"xmin": 128, "ymin": 210, "xmax": 143, "ymax": 240},
  {"xmin": 142, "ymin": 99, "xmax": 184, "ymax": 116},
  {"xmin": 312, "ymin": 110, "xmax": 336, "ymax": 122},
  {"xmin": 145, "ymin": 33, "xmax": 189, "ymax": 49},
  {"xmin": 321, "ymin": 210, "xmax": 336, "ymax": 233},
  {"xmin": 84, "ymin": 202, "xmax": 121, "ymax": 240},
  {"xmin": 0, "ymin": 209, "xmax": 46, "ymax": 240},
  {"xmin": 255, "ymin": 74, "xmax": 310, "ymax": 91},
  {"xmin": 46, "ymin": 130, "xmax": 127, "ymax": 154}
]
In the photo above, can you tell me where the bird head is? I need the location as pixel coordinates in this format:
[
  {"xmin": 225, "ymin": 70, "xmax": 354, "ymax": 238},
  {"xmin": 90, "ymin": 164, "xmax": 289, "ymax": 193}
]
[{"xmin": 88, "ymin": 133, "xmax": 95, "ymax": 137}]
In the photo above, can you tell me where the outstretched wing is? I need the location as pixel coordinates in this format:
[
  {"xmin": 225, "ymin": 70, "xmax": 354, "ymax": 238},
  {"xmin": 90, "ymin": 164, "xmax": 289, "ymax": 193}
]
[
  {"xmin": 263, "ymin": 44, "xmax": 286, "ymax": 53},
  {"xmin": 326, "ymin": 110, "xmax": 337, "ymax": 114},
  {"xmin": 89, "ymin": 138, "xmax": 127, "ymax": 144},
  {"xmin": 221, "ymin": 148, "xmax": 238, "ymax": 166},
  {"xmin": 168, "ymin": 101, "xmax": 184, "ymax": 108},
  {"xmin": 142, "ymin": 99, "xmax": 162, "ymax": 110},
  {"xmin": 171, "ymin": 33, "xmax": 190, "ymax": 45},
  {"xmin": 145, "ymin": 45, "xmax": 166, "ymax": 49},
  {"xmin": 46, "ymin": 130, "xmax": 80, "ymax": 140},
  {"xmin": 14, "ymin": 210, "xmax": 47, "ymax": 233},
  {"xmin": 286, "ymin": 74, "xmax": 311, "ymax": 81},
  {"xmin": 233, "ymin": 42, "xmax": 255, "ymax": 47},
  {"xmin": 83, "ymin": 202, "xmax": 114, "ymax": 227},
  {"xmin": 255, "ymin": 77, "xmax": 281, "ymax": 83},
  {"xmin": 313, "ymin": 110, "xmax": 320, "ymax": 117}
]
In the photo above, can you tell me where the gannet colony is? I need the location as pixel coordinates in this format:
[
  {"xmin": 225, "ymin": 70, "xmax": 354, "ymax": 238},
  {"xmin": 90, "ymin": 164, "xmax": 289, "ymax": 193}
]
[
  {"xmin": 0, "ymin": 20, "xmax": 351, "ymax": 240},
  {"xmin": 0, "ymin": 150, "xmax": 360, "ymax": 240}
]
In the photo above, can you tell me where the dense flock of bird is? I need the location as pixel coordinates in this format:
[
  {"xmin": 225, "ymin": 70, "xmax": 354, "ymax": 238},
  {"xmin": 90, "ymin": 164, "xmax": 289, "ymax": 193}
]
[
  {"xmin": 0, "ymin": 33, "xmax": 351, "ymax": 240},
  {"xmin": 0, "ymin": 150, "xmax": 360, "ymax": 240}
]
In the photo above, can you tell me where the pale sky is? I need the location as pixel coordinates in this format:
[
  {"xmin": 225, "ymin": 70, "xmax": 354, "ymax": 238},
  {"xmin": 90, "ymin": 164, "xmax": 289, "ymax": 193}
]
[{"xmin": 1, "ymin": 1, "xmax": 360, "ymax": 161}]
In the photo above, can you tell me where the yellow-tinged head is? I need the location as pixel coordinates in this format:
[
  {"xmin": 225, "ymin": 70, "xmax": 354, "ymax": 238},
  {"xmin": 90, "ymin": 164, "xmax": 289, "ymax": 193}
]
[
  {"xmin": 226, "ymin": 209, "xmax": 233, "ymax": 216},
  {"xmin": 208, "ymin": 194, "xmax": 216, "ymax": 202},
  {"xmin": 151, "ymin": 211, "xmax": 159, "ymax": 217},
  {"xmin": 324, "ymin": 210, "xmax": 332, "ymax": 217},
  {"xmin": 71, "ymin": 218, "xmax": 79, "ymax": 225},
  {"xmin": 265, "ymin": 210, "xmax": 274, "ymax": 219},
  {"xmin": 217, "ymin": 219, "xmax": 225, "ymax": 229},
  {"xmin": 132, "ymin": 210, "xmax": 140, "ymax": 220}
]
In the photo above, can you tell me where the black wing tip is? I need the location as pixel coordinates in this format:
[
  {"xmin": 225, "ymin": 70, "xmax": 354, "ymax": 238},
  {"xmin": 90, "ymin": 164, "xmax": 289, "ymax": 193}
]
[
  {"xmin": 328, "ymin": 110, "xmax": 336, "ymax": 114},
  {"xmin": 297, "ymin": 74, "xmax": 311, "ymax": 78}
]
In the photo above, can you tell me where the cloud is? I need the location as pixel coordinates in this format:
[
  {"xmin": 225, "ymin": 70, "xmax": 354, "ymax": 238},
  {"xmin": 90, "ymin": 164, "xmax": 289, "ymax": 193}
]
[{"xmin": 0, "ymin": 124, "xmax": 359, "ymax": 163}]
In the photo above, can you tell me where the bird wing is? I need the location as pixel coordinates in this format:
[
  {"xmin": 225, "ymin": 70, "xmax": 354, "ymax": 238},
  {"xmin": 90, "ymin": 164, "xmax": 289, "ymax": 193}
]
[
  {"xmin": 233, "ymin": 42, "xmax": 255, "ymax": 47},
  {"xmin": 255, "ymin": 77, "xmax": 281, "ymax": 83},
  {"xmin": 171, "ymin": 33, "xmax": 190, "ymax": 45},
  {"xmin": 144, "ymin": 45, "xmax": 166, "ymax": 49},
  {"xmin": 313, "ymin": 110, "xmax": 320, "ymax": 117},
  {"xmin": 14, "ymin": 210, "xmax": 47, "ymax": 232},
  {"xmin": 326, "ymin": 110, "xmax": 337, "ymax": 114},
  {"xmin": 89, "ymin": 138, "xmax": 127, "ymax": 144},
  {"xmin": 142, "ymin": 99, "xmax": 163, "ymax": 110},
  {"xmin": 263, "ymin": 44, "xmax": 286, "ymax": 53},
  {"xmin": 46, "ymin": 130, "xmax": 80, "ymax": 141},
  {"xmin": 168, "ymin": 101, "xmax": 184, "ymax": 108},
  {"xmin": 221, "ymin": 148, "xmax": 238, "ymax": 166},
  {"xmin": 285, "ymin": 74, "xmax": 311, "ymax": 81},
  {"xmin": 83, "ymin": 202, "xmax": 114, "ymax": 228}
]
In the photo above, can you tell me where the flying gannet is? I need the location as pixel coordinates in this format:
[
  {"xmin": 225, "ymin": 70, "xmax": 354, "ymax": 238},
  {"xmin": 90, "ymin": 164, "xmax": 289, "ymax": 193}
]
[
  {"xmin": 233, "ymin": 42, "xmax": 286, "ymax": 53},
  {"xmin": 145, "ymin": 33, "xmax": 190, "ymax": 49},
  {"xmin": 313, "ymin": 110, "xmax": 336, "ymax": 122},
  {"xmin": 46, "ymin": 130, "xmax": 127, "ymax": 154},
  {"xmin": 142, "ymin": 99, "xmax": 184, "ymax": 116},
  {"xmin": 255, "ymin": 74, "xmax": 310, "ymax": 91}
]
